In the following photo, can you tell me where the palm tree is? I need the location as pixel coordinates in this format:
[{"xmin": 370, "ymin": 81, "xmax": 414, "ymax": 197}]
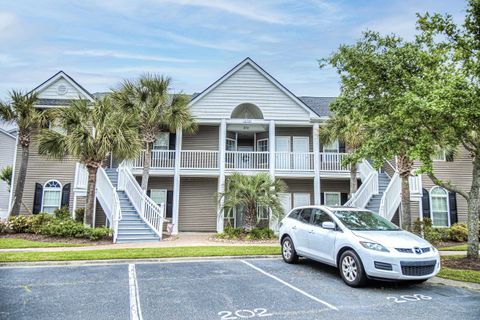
[
  {"xmin": 38, "ymin": 96, "xmax": 141, "ymax": 226},
  {"xmin": 0, "ymin": 90, "xmax": 42, "ymax": 215},
  {"xmin": 112, "ymin": 74, "xmax": 196, "ymax": 191},
  {"xmin": 319, "ymin": 110, "xmax": 365, "ymax": 196},
  {"xmin": 217, "ymin": 173, "xmax": 287, "ymax": 229}
]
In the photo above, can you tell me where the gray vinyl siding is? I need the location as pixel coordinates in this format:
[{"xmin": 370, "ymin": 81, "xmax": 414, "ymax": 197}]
[
  {"xmin": 321, "ymin": 179, "xmax": 350, "ymax": 193},
  {"xmin": 179, "ymin": 177, "xmax": 217, "ymax": 232},
  {"xmin": 283, "ymin": 178, "xmax": 314, "ymax": 207},
  {"xmin": 12, "ymin": 131, "xmax": 77, "ymax": 215},
  {"xmin": 145, "ymin": 177, "xmax": 174, "ymax": 190},
  {"xmin": 411, "ymin": 200, "xmax": 421, "ymax": 222},
  {"xmin": 95, "ymin": 200, "xmax": 107, "ymax": 227},
  {"xmin": 0, "ymin": 131, "xmax": 15, "ymax": 215},
  {"xmin": 415, "ymin": 146, "xmax": 472, "ymax": 223},
  {"xmin": 182, "ymin": 125, "xmax": 219, "ymax": 150}
]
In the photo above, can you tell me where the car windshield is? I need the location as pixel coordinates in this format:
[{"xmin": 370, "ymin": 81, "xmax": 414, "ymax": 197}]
[{"xmin": 333, "ymin": 210, "xmax": 400, "ymax": 231}]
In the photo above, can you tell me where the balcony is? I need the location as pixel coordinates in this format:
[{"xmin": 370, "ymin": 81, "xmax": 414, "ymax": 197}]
[{"xmin": 132, "ymin": 150, "xmax": 350, "ymax": 173}]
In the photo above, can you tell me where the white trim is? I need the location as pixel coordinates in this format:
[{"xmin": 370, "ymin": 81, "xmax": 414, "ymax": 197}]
[
  {"xmin": 172, "ymin": 127, "xmax": 183, "ymax": 234},
  {"xmin": 324, "ymin": 192, "xmax": 341, "ymax": 206},
  {"xmin": 429, "ymin": 186, "xmax": 450, "ymax": 227},
  {"xmin": 150, "ymin": 189, "xmax": 167, "ymax": 206},
  {"xmin": 256, "ymin": 138, "xmax": 269, "ymax": 152},
  {"xmin": 41, "ymin": 180, "xmax": 62, "ymax": 213},
  {"xmin": 432, "ymin": 149, "xmax": 447, "ymax": 161},
  {"xmin": 313, "ymin": 123, "xmax": 321, "ymax": 204},
  {"xmin": 33, "ymin": 71, "xmax": 94, "ymax": 102},
  {"xmin": 189, "ymin": 58, "xmax": 317, "ymax": 118},
  {"xmin": 7, "ymin": 134, "xmax": 19, "ymax": 216},
  {"xmin": 0, "ymin": 128, "xmax": 16, "ymax": 140},
  {"xmin": 226, "ymin": 137, "xmax": 237, "ymax": 151}
]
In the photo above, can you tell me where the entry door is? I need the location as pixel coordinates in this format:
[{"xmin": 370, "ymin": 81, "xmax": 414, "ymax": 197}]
[
  {"xmin": 293, "ymin": 137, "xmax": 309, "ymax": 170},
  {"xmin": 294, "ymin": 193, "xmax": 310, "ymax": 208},
  {"xmin": 275, "ymin": 136, "xmax": 291, "ymax": 169}
]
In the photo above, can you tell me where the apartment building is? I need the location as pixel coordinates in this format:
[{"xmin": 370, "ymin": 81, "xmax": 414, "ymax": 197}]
[{"xmin": 9, "ymin": 58, "xmax": 470, "ymax": 242}]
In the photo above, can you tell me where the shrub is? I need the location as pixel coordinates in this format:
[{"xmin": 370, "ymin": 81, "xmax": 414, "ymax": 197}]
[
  {"xmin": 246, "ymin": 228, "xmax": 276, "ymax": 240},
  {"xmin": 448, "ymin": 223, "xmax": 468, "ymax": 242},
  {"xmin": 0, "ymin": 219, "xmax": 8, "ymax": 233},
  {"xmin": 75, "ymin": 208, "xmax": 85, "ymax": 223},
  {"xmin": 54, "ymin": 207, "xmax": 71, "ymax": 220},
  {"xmin": 29, "ymin": 213, "xmax": 54, "ymax": 233},
  {"xmin": 216, "ymin": 226, "xmax": 276, "ymax": 240},
  {"xmin": 39, "ymin": 219, "xmax": 86, "ymax": 238},
  {"xmin": 84, "ymin": 227, "xmax": 111, "ymax": 240},
  {"xmin": 7, "ymin": 215, "xmax": 31, "ymax": 233}
]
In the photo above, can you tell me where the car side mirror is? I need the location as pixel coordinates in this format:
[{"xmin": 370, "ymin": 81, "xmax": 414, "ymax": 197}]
[{"xmin": 322, "ymin": 221, "xmax": 336, "ymax": 230}]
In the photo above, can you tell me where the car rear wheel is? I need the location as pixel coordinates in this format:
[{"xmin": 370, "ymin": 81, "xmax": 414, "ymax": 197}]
[
  {"xmin": 282, "ymin": 236, "xmax": 298, "ymax": 264},
  {"xmin": 339, "ymin": 250, "xmax": 367, "ymax": 287}
]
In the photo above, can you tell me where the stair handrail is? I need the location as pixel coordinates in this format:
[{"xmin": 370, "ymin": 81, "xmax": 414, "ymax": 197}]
[
  {"xmin": 345, "ymin": 159, "xmax": 379, "ymax": 208},
  {"xmin": 378, "ymin": 171, "xmax": 401, "ymax": 220},
  {"xmin": 95, "ymin": 167, "xmax": 122, "ymax": 243},
  {"xmin": 117, "ymin": 161, "xmax": 164, "ymax": 240}
]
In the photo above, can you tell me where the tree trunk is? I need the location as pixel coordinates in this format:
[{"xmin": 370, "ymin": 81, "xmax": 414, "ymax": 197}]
[
  {"xmin": 11, "ymin": 144, "xmax": 29, "ymax": 216},
  {"xmin": 400, "ymin": 174, "xmax": 412, "ymax": 230},
  {"xmin": 349, "ymin": 163, "xmax": 358, "ymax": 197},
  {"xmin": 244, "ymin": 203, "xmax": 257, "ymax": 230},
  {"xmin": 141, "ymin": 142, "xmax": 151, "ymax": 191},
  {"xmin": 85, "ymin": 165, "xmax": 98, "ymax": 227},
  {"xmin": 466, "ymin": 157, "xmax": 480, "ymax": 259}
]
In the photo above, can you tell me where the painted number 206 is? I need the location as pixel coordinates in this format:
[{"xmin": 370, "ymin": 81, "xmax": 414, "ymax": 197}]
[
  {"xmin": 387, "ymin": 294, "xmax": 432, "ymax": 304},
  {"xmin": 218, "ymin": 308, "xmax": 273, "ymax": 319}
]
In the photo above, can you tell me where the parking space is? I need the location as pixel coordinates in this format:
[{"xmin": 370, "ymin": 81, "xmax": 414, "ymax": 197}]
[{"xmin": 1, "ymin": 258, "xmax": 479, "ymax": 320}]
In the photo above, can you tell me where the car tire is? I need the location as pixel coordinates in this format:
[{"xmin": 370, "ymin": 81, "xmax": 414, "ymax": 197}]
[
  {"xmin": 339, "ymin": 250, "xmax": 367, "ymax": 287},
  {"xmin": 281, "ymin": 236, "xmax": 298, "ymax": 264}
]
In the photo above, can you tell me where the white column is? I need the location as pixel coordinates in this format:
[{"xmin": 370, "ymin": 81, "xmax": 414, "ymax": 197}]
[
  {"xmin": 217, "ymin": 119, "xmax": 227, "ymax": 232},
  {"xmin": 313, "ymin": 123, "xmax": 321, "ymax": 204},
  {"xmin": 172, "ymin": 127, "xmax": 182, "ymax": 235},
  {"xmin": 269, "ymin": 120, "xmax": 275, "ymax": 177}
]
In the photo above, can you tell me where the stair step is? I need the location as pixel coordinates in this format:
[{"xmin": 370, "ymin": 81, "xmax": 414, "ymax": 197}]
[
  {"xmin": 116, "ymin": 238, "xmax": 160, "ymax": 243},
  {"xmin": 118, "ymin": 230, "xmax": 156, "ymax": 235},
  {"xmin": 119, "ymin": 223, "xmax": 149, "ymax": 228}
]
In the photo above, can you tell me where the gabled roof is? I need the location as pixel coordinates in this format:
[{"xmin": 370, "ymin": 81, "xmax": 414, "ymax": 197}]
[
  {"xmin": 299, "ymin": 96, "xmax": 336, "ymax": 117},
  {"xmin": 0, "ymin": 127, "xmax": 16, "ymax": 140},
  {"xmin": 30, "ymin": 71, "xmax": 95, "ymax": 101},
  {"xmin": 189, "ymin": 57, "xmax": 319, "ymax": 118}
]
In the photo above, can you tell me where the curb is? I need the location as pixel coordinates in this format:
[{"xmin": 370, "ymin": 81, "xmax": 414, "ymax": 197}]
[
  {"xmin": 0, "ymin": 255, "xmax": 282, "ymax": 268},
  {"xmin": 428, "ymin": 277, "xmax": 480, "ymax": 292}
]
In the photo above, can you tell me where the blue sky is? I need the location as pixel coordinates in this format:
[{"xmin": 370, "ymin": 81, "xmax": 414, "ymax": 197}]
[{"xmin": 0, "ymin": 0, "xmax": 467, "ymax": 100}]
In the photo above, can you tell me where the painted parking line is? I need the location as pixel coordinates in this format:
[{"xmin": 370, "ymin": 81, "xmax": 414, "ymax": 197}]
[
  {"xmin": 241, "ymin": 260, "xmax": 338, "ymax": 311},
  {"xmin": 128, "ymin": 264, "xmax": 143, "ymax": 320}
]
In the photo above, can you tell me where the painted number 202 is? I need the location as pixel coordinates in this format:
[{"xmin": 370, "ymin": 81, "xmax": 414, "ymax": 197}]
[
  {"xmin": 387, "ymin": 294, "xmax": 432, "ymax": 303},
  {"xmin": 218, "ymin": 308, "xmax": 273, "ymax": 319}
]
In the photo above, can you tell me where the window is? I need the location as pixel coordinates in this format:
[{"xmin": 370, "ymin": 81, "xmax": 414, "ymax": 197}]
[
  {"xmin": 150, "ymin": 189, "xmax": 167, "ymax": 205},
  {"xmin": 226, "ymin": 138, "xmax": 237, "ymax": 151},
  {"xmin": 224, "ymin": 208, "xmax": 235, "ymax": 227},
  {"xmin": 324, "ymin": 192, "xmax": 341, "ymax": 206},
  {"xmin": 430, "ymin": 187, "xmax": 450, "ymax": 227},
  {"xmin": 256, "ymin": 139, "xmax": 268, "ymax": 152},
  {"xmin": 432, "ymin": 149, "xmax": 446, "ymax": 161},
  {"xmin": 299, "ymin": 208, "xmax": 313, "ymax": 224},
  {"xmin": 311, "ymin": 209, "xmax": 334, "ymax": 227},
  {"xmin": 153, "ymin": 132, "xmax": 169, "ymax": 150},
  {"xmin": 42, "ymin": 180, "xmax": 62, "ymax": 214},
  {"xmin": 257, "ymin": 207, "xmax": 269, "ymax": 220},
  {"xmin": 288, "ymin": 209, "xmax": 302, "ymax": 220},
  {"xmin": 323, "ymin": 139, "xmax": 339, "ymax": 153}
]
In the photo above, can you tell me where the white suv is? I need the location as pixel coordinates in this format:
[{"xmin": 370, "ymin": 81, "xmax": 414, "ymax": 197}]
[{"xmin": 279, "ymin": 206, "xmax": 440, "ymax": 287}]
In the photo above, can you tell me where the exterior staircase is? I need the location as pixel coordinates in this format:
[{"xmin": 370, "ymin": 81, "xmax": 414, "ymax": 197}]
[
  {"xmin": 105, "ymin": 168, "xmax": 160, "ymax": 243},
  {"xmin": 365, "ymin": 172, "xmax": 390, "ymax": 214}
]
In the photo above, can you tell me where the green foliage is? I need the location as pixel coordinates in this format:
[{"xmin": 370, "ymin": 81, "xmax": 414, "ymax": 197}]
[
  {"xmin": 246, "ymin": 228, "xmax": 276, "ymax": 240},
  {"xmin": 0, "ymin": 219, "xmax": 8, "ymax": 233},
  {"xmin": 54, "ymin": 207, "xmax": 71, "ymax": 220},
  {"xmin": 216, "ymin": 226, "xmax": 276, "ymax": 241},
  {"xmin": 449, "ymin": 224, "xmax": 469, "ymax": 242},
  {"xmin": 39, "ymin": 219, "xmax": 87, "ymax": 238},
  {"xmin": 413, "ymin": 218, "xmax": 469, "ymax": 244},
  {"xmin": 84, "ymin": 227, "xmax": 112, "ymax": 241},
  {"xmin": 74, "ymin": 208, "xmax": 85, "ymax": 223},
  {"xmin": 7, "ymin": 216, "xmax": 31, "ymax": 233},
  {"xmin": 0, "ymin": 166, "xmax": 12, "ymax": 191}
]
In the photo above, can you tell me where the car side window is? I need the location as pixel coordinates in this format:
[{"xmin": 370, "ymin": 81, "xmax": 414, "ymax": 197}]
[
  {"xmin": 288, "ymin": 209, "xmax": 301, "ymax": 220},
  {"xmin": 312, "ymin": 209, "xmax": 334, "ymax": 227},
  {"xmin": 299, "ymin": 209, "xmax": 313, "ymax": 224}
]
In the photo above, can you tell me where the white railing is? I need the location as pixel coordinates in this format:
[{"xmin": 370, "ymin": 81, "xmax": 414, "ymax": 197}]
[
  {"xmin": 409, "ymin": 175, "xmax": 422, "ymax": 195},
  {"xmin": 133, "ymin": 150, "xmax": 175, "ymax": 169},
  {"xmin": 118, "ymin": 162, "xmax": 164, "ymax": 239},
  {"xmin": 74, "ymin": 163, "xmax": 88, "ymax": 190},
  {"xmin": 96, "ymin": 167, "xmax": 122, "ymax": 242},
  {"xmin": 275, "ymin": 152, "xmax": 314, "ymax": 171},
  {"xmin": 225, "ymin": 151, "xmax": 269, "ymax": 170},
  {"xmin": 345, "ymin": 159, "xmax": 378, "ymax": 208},
  {"xmin": 181, "ymin": 150, "xmax": 219, "ymax": 169},
  {"xmin": 319, "ymin": 152, "xmax": 350, "ymax": 172},
  {"xmin": 379, "ymin": 172, "xmax": 401, "ymax": 220}
]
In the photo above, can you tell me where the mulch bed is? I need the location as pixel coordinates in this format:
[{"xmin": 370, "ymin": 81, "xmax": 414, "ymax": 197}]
[
  {"xmin": 0, "ymin": 233, "xmax": 112, "ymax": 245},
  {"xmin": 442, "ymin": 257, "xmax": 480, "ymax": 271}
]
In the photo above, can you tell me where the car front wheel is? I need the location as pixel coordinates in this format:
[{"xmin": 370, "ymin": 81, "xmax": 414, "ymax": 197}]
[
  {"xmin": 339, "ymin": 250, "xmax": 367, "ymax": 287},
  {"xmin": 281, "ymin": 236, "xmax": 298, "ymax": 264}
]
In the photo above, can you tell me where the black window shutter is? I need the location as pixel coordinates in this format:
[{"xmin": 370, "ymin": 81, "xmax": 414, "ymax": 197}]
[
  {"xmin": 341, "ymin": 193, "xmax": 348, "ymax": 205},
  {"xmin": 166, "ymin": 191, "xmax": 173, "ymax": 218},
  {"xmin": 320, "ymin": 193, "xmax": 325, "ymax": 205},
  {"xmin": 61, "ymin": 183, "xmax": 71, "ymax": 208},
  {"xmin": 169, "ymin": 133, "xmax": 176, "ymax": 150},
  {"xmin": 33, "ymin": 183, "xmax": 43, "ymax": 214},
  {"xmin": 339, "ymin": 140, "xmax": 346, "ymax": 153},
  {"xmin": 446, "ymin": 150, "xmax": 454, "ymax": 162},
  {"xmin": 448, "ymin": 192, "xmax": 458, "ymax": 225},
  {"xmin": 146, "ymin": 189, "xmax": 151, "ymax": 197},
  {"xmin": 422, "ymin": 188, "xmax": 431, "ymax": 219}
]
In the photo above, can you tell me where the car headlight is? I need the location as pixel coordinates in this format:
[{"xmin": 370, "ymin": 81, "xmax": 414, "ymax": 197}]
[
  {"xmin": 431, "ymin": 246, "xmax": 437, "ymax": 252},
  {"xmin": 360, "ymin": 241, "xmax": 389, "ymax": 252}
]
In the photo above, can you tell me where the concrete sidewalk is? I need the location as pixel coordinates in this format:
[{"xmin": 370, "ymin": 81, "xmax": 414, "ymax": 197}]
[{"xmin": 0, "ymin": 233, "xmax": 279, "ymax": 252}]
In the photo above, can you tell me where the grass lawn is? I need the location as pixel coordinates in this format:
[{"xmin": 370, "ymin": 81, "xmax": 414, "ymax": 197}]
[
  {"xmin": 0, "ymin": 246, "xmax": 281, "ymax": 263},
  {"xmin": 436, "ymin": 255, "xmax": 480, "ymax": 284},
  {"xmin": 439, "ymin": 244, "xmax": 467, "ymax": 251},
  {"xmin": 0, "ymin": 238, "xmax": 83, "ymax": 249}
]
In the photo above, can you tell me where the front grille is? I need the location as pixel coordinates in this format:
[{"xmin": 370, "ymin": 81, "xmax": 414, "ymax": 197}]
[
  {"xmin": 400, "ymin": 260, "xmax": 436, "ymax": 276},
  {"xmin": 374, "ymin": 261, "xmax": 393, "ymax": 271},
  {"xmin": 396, "ymin": 248, "xmax": 413, "ymax": 253},
  {"xmin": 421, "ymin": 247, "xmax": 431, "ymax": 253}
]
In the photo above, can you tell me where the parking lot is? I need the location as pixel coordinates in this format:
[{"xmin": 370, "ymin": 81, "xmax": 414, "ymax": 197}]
[{"xmin": 1, "ymin": 257, "xmax": 479, "ymax": 320}]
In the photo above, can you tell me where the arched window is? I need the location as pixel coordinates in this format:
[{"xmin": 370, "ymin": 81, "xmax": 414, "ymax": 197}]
[
  {"xmin": 231, "ymin": 103, "xmax": 263, "ymax": 119},
  {"xmin": 429, "ymin": 186, "xmax": 449, "ymax": 227},
  {"xmin": 42, "ymin": 180, "xmax": 62, "ymax": 214}
]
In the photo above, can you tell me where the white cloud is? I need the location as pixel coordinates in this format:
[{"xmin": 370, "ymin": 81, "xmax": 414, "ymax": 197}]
[
  {"xmin": 63, "ymin": 50, "xmax": 195, "ymax": 63},
  {"xmin": 0, "ymin": 12, "xmax": 22, "ymax": 41},
  {"xmin": 154, "ymin": 30, "xmax": 247, "ymax": 51},
  {"xmin": 0, "ymin": 54, "xmax": 26, "ymax": 67}
]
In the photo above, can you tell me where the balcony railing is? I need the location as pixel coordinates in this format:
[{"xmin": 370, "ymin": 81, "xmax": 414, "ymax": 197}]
[{"xmin": 132, "ymin": 150, "xmax": 351, "ymax": 172}]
